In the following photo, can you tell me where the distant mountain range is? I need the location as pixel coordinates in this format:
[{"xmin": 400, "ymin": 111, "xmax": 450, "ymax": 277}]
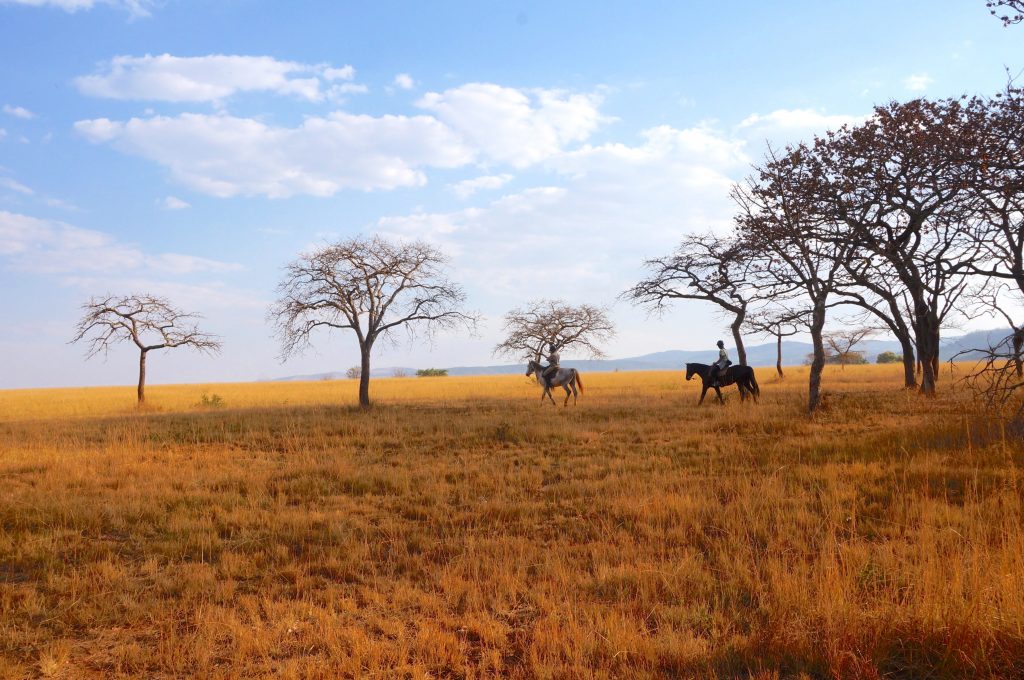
[{"xmin": 271, "ymin": 328, "xmax": 1015, "ymax": 381}]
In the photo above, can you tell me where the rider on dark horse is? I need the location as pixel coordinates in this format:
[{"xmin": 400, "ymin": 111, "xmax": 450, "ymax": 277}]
[
  {"xmin": 710, "ymin": 340, "xmax": 731, "ymax": 387},
  {"xmin": 542, "ymin": 342, "xmax": 561, "ymax": 388}
]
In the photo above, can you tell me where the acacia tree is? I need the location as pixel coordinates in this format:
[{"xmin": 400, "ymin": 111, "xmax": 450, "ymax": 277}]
[
  {"xmin": 270, "ymin": 236, "xmax": 476, "ymax": 409},
  {"xmin": 735, "ymin": 144, "xmax": 853, "ymax": 413},
  {"xmin": 818, "ymin": 97, "xmax": 984, "ymax": 396},
  {"xmin": 834, "ymin": 255, "xmax": 919, "ymax": 388},
  {"xmin": 746, "ymin": 307, "xmax": 802, "ymax": 379},
  {"xmin": 824, "ymin": 327, "xmax": 874, "ymax": 370},
  {"xmin": 987, "ymin": 0, "xmax": 1024, "ymax": 24},
  {"xmin": 494, "ymin": 299, "xmax": 615, "ymax": 362},
  {"xmin": 623, "ymin": 232, "xmax": 753, "ymax": 365},
  {"xmin": 71, "ymin": 294, "xmax": 221, "ymax": 404}
]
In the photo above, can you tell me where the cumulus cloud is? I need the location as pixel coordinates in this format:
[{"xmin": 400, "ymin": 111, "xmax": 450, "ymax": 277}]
[
  {"xmin": 377, "ymin": 122, "xmax": 747, "ymax": 301},
  {"xmin": 3, "ymin": 104, "xmax": 35, "ymax": 119},
  {"xmin": 449, "ymin": 173, "xmax": 513, "ymax": 199},
  {"xmin": 903, "ymin": 73, "xmax": 934, "ymax": 91},
  {"xmin": 0, "ymin": 209, "xmax": 240, "ymax": 274},
  {"xmin": 160, "ymin": 196, "xmax": 190, "ymax": 210},
  {"xmin": 417, "ymin": 83, "xmax": 607, "ymax": 167},
  {"xmin": 393, "ymin": 73, "xmax": 414, "ymax": 90},
  {"xmin": 75, "ymin": 54, "xmax": 359, "ymax": 103},
  {"xmin": 0, "ymin": 0, "xmax": 152, "ymax": 16},
  {"xmin": 75, "ymin": 112, "xmax": 475, "ymax": 197}
]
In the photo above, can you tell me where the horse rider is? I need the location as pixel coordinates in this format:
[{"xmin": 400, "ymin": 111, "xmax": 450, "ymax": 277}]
[
  {"xmin": 542, "ymin": 342, "xmax": 561, "ymax": 388},
  {"xmin": 710, "ymin": 340, "xmax": 731, "ymax": 387}
]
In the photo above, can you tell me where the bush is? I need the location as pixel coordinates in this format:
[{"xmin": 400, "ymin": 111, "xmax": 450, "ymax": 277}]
[
  {"xmin": 197, "ymin": 393, "xmax": 225, "ymax": 408},
  {"xmin": 416, "ymin": 368, "xmax": 448, "ymax": 377},
  {"xmin": 876, "ymin": 351, "xmax": 903, "ymax": 364},
  {"xmin": 345, "ymin": 366, "xmax": 361, "ymax": 379}
]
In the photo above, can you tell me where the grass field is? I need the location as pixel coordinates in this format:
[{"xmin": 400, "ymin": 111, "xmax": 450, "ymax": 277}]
[{"xmin": 2, "ymin": 365, "xmax": 1023, "ymax": 678}]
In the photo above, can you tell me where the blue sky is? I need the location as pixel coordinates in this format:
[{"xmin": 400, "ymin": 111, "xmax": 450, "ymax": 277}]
[{"xmin": 0, "ymin": 0, "xmax": 1021, "ymax": 388}]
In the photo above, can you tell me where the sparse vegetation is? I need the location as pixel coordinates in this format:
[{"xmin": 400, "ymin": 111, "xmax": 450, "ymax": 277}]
[
  {"xmin": 416, "ymin": 368, "xmax": 448, "ymax": 377},
  {"xmin": 877, "ymin": 351, "xmax": 903, "ymax": 364},
  {"xmin": 1, "ymin": 365, "xmax": 1021, "ymax": 678}
]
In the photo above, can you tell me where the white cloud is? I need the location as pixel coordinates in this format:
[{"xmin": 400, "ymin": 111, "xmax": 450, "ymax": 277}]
[
  {"xmin": 904, "ymin": 73, "xmax": 933, "ymax": 92},
  {"xmin": 449, "ymin": 173, "xmax": 513, "ymax": 199},
  {"xmin": 75, "ymin": 112, "xmax": 474, "ymax": 197},
  {"xmin": 0, "ymin": 176, "xmax": 34, "ymax": 195},
  {"xmin": 75, "ymin": 54, "xmax": 359, "ymax": 103},
  {"xmin": 0, "ymin": 0, "xmax": 152, "ymax": 16},
  {"xmin": 417, "ymin": 83, "xmax": 607, "ymax": 167},
  {"xmin": 63, "ymin": 276, "xmax": 267, "ymax": 310},
  {"xmin": 3, "ymin": 104, "xmax": 35, "ymax": 119},
  {"xmin": 0, "ymin": 209, "xmax": 240, "ymax": 274},
  {"xmin": 377, "ymin": 122, "xmax": 747, "ymax": 301},
  {"xmin": 738, "ymin": 108, "xmax": 860, "ymax": 134},
  {"xmin": 160, "ymin": 196, "xmax": 190, "ymax": 210},
  {"xmin": 394, "ymin": 73, "xmax": 415, "ymax": 90},
  {"xmin": 326, "ymin": 82, "xmax": 369, "ymax": 102},
  {"xmin": 322, "ymin": 65, "xmax": 355, "ymax": 81}
]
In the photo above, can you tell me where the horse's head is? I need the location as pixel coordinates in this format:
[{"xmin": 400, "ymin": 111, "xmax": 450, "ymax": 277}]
[
  {"xmin": 525, "ymin": 360, "xmax": 538, "ymax": 377},
  {"xmin": 685, "ymin": 363, "xmax": 696, "ymax": 381}
]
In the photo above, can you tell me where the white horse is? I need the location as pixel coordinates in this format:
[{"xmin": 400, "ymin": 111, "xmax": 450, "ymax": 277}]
[{"xmin": 525, "ymin": 359, "xmax": 584, "ymax": 406}]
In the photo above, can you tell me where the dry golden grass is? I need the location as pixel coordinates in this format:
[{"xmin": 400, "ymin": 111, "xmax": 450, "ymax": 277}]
[{"xmin": 2, "ymin": 365, "xmax": 1023, "ymax": 678}]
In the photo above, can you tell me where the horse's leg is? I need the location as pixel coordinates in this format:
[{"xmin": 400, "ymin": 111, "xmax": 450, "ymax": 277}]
[
  {"xmin": 699, "ymin": 385, "xmax": 708, "ymax": 405},
  {"xmin": 738, "ymin": 383, "xmax": 747, "ymax": 402},
  {"xmin": 715, "ymin": 386, "xmax": 724, "ymax": 404},
  {"xmin": 571, "ymin": 378, "xmax": 578, "ymax": 405},
  {"xmin": 546, "ymin": 386, "xmax": 557, "ymax": 405},
  {"xmin": 563, "ymin": 384, "xmax": 571, "ymax": 407}
]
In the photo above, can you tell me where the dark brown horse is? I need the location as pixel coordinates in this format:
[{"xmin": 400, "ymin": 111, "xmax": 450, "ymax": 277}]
[{"xmin": 685, "ymin": 362, "xmax": 760, "ymax": 405}]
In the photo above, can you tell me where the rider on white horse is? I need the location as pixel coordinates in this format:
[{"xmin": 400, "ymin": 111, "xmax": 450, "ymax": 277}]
[
  {"xmin": 710, "ymin": 340, "xmax": 731, "ymax": 387},
  {"xmin": 542, "ymin": 343, "xmax": 561, "ymax": 388}
]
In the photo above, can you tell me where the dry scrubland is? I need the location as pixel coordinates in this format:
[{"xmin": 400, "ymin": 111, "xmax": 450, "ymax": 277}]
[{"xmin": 1, "ymin": 366, "xmax": 1023, "ymax": 679}]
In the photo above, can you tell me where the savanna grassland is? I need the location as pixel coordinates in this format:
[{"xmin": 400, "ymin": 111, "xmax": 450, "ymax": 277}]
[{"xmin": 2, "ymin": 366, "xmax": 1023, "ymax": 679}]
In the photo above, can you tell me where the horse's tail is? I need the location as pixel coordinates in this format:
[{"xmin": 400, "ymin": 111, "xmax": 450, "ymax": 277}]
[
  {"xmin": 574, "ymin": 369, "xmax": 584, "ymax": 395},
  {"xmin": 749, "ymin": 369, "xmax": 760, "ymax": 398}
]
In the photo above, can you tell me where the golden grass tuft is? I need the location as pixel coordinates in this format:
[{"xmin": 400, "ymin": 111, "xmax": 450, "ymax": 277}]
[{"xmin": 1, "ymin": 365, "xmax": 1023, "ymax": 678}]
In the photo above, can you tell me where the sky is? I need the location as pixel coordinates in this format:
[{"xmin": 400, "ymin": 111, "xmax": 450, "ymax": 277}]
[{"xmin": 0, "ymin": 0, "xmax": 1021, "ymax": 389}]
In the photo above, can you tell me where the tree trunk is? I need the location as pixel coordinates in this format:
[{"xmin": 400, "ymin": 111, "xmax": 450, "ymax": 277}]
[
  {"xmin": 776, "ymin": 333, "xmax": 784, "ymax": 379},
  {"xmin": 358, "ymin": 344, "xmax": 372, "ymax": 409},
  {"xmin": 808, "ymin": 303, "xmax": 827, "ymax": 413},
  {"xmin": 731, "ymin": 311, "xmax": 747, "ymax": 366},
  {"xmin": 137, "ymin": 349, "xmax": 147, "ymax": 404},
  {"xmin": 899, "ymin": 336, "xmax": 917, "ymax": 389},
  {"xmin": 1014, "ymin": 330, "xmax": 1023, "ymax": 379},
  {"xmin": 914, "ymin": 305, "xmax": 939, "ymax": 397}
]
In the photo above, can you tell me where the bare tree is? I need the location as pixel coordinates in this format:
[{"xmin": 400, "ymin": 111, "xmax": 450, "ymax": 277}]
[
  {"xmin": 71, "ymin": 294, "xmax": 221, "ymax": 404},
  {"xmin": 623, "ymin": 233, "xmax": 753, "ymax": 365},
  {"xmin": 987, "ymin": 0, "xmax": 1024, "ymax": 25},
  {"xmin": 494, "ymin": 299, "xmax": 615, "ymax": 362},
  {"xmin": 746, "ymin": 307, "xmax": 803, "ymax": 379},
  {"xmin": 824, "ymin": 327, "xmax": 874, "ymax": 370},
  {"xmin": 735, "ymin": 144, "xmax": 853, "ymax": 413},
  {"xmin": 269, "ymin": 236, "xmax": 476, "ymax": 409}
]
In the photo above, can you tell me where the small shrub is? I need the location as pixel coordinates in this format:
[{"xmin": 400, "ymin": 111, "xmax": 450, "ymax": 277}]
[
  {"xmin": 416, "ymin": 368, "xmax": 448, "ymax": 377},
  {"xmin": 197, "ymin": 393, "xmax": 225, "ymax": 408},
  {"xmin": 345, "ymin": 366, "xmax": 361, "ymax": 379},
  {"xmin": 877, "ymin": 351, "xmax": 903, "ymax": 364}
]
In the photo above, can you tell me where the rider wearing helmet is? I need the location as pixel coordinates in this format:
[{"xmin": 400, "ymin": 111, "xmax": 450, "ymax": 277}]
[
  {"xmin": 711, "ymin": 340, "xmax": 731, "ymax": 387},
  {"xmin": 542, "ymin": 342, "xmax": 561, "ymax": 388}
]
